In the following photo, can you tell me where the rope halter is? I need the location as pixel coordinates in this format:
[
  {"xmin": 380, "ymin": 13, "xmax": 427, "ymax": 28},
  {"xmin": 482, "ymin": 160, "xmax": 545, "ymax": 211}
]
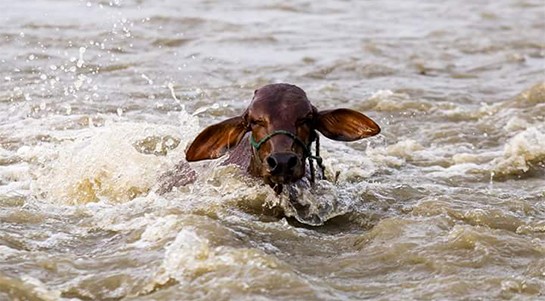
[{"xmin": 249, "ymin": 130, "xmax": 325, "ymax": 183}]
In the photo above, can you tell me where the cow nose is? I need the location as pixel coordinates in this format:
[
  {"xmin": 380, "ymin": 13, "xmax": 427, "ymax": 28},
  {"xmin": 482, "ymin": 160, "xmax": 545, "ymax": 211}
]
[{"xmin": 266, "ymin": 152, "xmax": 299, "ymax": 174}]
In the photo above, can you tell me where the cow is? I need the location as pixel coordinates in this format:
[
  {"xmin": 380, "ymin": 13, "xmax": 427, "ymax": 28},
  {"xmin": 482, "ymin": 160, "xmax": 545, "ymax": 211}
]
[{"xmin": 184, "ymin": 83, "xmax": 380, "ymax": 194}]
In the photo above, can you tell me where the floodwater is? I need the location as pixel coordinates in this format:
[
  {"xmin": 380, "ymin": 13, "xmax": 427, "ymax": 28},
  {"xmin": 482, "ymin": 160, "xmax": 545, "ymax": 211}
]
[{"xmin": 1, "ymin": 0, "xmax": 545, "ymax": 300}]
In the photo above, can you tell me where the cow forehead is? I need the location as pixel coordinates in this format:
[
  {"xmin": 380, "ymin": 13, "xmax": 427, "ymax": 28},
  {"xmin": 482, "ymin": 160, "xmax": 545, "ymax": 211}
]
[{"xmin": 249, "ymin": 85, "xmax": 313, "ymax": 119}]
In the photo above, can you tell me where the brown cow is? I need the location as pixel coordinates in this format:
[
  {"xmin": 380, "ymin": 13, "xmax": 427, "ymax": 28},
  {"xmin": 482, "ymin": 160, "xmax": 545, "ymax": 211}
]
[{"xmin": 185, "ymin": 83, "xmax": 380, "ymax": 194}]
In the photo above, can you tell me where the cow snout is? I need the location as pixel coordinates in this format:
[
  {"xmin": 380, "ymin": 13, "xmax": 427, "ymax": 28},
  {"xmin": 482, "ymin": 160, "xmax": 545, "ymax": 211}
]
[{"xmin": 266, "ymin": 152, "xmax": 300, "ymax": 176}]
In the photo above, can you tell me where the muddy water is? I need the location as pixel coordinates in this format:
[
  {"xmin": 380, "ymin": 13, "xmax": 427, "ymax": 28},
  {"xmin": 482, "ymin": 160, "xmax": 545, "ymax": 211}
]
[{"xmin": 1, "ymin": 0, "xmax": 545, "ymax": 300}]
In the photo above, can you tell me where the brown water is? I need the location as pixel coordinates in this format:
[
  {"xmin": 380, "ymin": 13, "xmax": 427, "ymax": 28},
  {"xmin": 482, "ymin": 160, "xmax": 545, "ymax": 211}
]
[{"xmin": 1, "ymin": 0, "xmax": 545, "ymax": 300}]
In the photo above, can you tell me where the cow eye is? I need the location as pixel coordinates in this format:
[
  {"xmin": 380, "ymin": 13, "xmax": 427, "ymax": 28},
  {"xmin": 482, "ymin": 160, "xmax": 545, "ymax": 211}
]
[
  {"xmin": 296, "ymin": 117, "xmax": 313, "ymax": 127},
  {"xmin": 249, "ymin": 119, "xmax": 265, "ymax": 127}
]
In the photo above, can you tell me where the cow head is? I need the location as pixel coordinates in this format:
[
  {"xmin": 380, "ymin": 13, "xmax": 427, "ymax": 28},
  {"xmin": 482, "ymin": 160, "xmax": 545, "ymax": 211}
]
[{"xmin": 185, "ymin": 83, "xmax": 380, "ymax": 192}]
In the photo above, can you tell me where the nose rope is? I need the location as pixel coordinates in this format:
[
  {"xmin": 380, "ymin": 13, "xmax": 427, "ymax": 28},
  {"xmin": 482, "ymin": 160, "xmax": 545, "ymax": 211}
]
[{"xmin": 249, "ymin": 130, "xmax": 326, "ymax": 183}]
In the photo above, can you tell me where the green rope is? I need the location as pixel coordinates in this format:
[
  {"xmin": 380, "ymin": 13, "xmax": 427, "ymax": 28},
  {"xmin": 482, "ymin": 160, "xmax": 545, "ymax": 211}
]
[
  {"xmin": 249, "ymin": 130, "xmax": 326, "ymax": 183},
  {"xmin": 250, "ymin": 130, "xmax": 309, "ymax": 155}
]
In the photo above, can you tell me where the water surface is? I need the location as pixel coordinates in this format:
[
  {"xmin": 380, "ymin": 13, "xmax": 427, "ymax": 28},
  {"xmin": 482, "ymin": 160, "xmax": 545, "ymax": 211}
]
[{"xmin": 1, "ymin": 0, "xmax": 545, "ymax": 300}]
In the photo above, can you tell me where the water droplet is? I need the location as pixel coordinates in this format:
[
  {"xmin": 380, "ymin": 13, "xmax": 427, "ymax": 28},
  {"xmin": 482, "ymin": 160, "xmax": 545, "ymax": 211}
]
[
  {"xmin": 117, "ymin": 108, "xmax": 123, "ymax": 116},
  {"xmin": 28, "ymin": 54, "xmax": 35, "ymax": 61},
  {"xmin": 141, "ymin": 74, "xmax": 153, "ymax": 85},
  {"xmin": 77, "ymin": 47, "xmax": 86, "ymax": 68}
]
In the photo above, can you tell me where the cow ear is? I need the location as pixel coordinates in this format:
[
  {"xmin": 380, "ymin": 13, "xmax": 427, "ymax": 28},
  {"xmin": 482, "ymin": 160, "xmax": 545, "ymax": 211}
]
[
  {"xmin": 186, "ymin": 116, "xmax": 248, "ymax": 161},
  {"xmin": 315, "ymin": 109, "xmax": 380, "ymax": 141}
]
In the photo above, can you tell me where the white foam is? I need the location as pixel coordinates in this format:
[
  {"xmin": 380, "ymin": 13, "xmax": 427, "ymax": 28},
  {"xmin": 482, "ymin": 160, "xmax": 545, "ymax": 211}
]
[
  {"xmin": 493, "ymin": 126, "xmax": 545, "ymax": 175},
  {"xmin": 145, "ymin": 227, "xmax": 290, "ymax": 294},
  {"xmin": 162, "ymin": 228, "xmax": 212, "ymax": 281},
  {"xmin": 0, "ymin": 245, "xmax": 23, "ymax": 260},
  {"xmin": 504, "ymin": 116, "xmax": 531, "ymax": 132},
  {"xmin": 19, "ymin": 275, "xmax": 61, "ymax": 301},
  {"xmin": 366, "ymin": 139, "xmax": 424, "ymax": 169},
  {"xmin": 368, "ymin": 90, "xmax": 432, "ymax": 112},
  {"xmin": 28, "ymin": 116, "xmax": 198, "ymax": 205},
  {"xmin": 138, "ymin": 215, "xmax": 181, "ymax": 245}
]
